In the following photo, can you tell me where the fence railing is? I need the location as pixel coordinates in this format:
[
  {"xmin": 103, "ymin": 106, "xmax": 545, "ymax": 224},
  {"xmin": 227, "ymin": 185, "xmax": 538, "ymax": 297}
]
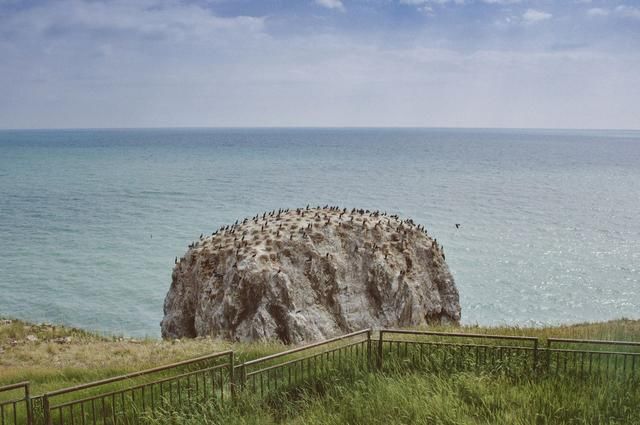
[
  {"xmin": 0, "ymin": 382, "xmax": 32, "ymax": 425},
  {"xmin": 39, "ymin": 350, "xmax": 233, "ymax": 425},
  {"xmin": 546, "ymin": 338, "xmax": 640, "ymax": 379},
  {"xmin": 4, "ymin": 329, "xmax": 640, "ymax": 424},
  {"xmin": 378, "ymin": 329, "xmax": 539, "ymax": 376},
  {"xmin": 236, "ymin": 329, "xmax": 371, "ymax": 399}
]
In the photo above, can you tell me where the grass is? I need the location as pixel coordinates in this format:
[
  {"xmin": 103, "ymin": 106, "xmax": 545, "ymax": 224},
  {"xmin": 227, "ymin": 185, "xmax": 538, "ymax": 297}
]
[
  {"xmin": 2, "ymin": 318, "xmax": 640, "ymax": 424},
  {"xmin": 145, "ymin": 369, "xmax": 640, "ymax": 425},
  {"xmin": 0, "ymin": 319, "xmax": 284, "ymax": 394}
]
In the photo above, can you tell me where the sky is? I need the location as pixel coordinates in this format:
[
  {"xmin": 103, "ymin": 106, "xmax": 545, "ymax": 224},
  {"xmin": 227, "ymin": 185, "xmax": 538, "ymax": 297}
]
[{"xmin": 0, "ymin": 0, "xmax": 639, "ymax": 129}]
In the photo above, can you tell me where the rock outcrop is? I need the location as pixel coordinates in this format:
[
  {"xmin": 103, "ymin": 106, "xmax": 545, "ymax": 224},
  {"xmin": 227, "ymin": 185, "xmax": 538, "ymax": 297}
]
[{"xmin": 161, "ymin": 207, "xmax": 461, "ymax": 343}]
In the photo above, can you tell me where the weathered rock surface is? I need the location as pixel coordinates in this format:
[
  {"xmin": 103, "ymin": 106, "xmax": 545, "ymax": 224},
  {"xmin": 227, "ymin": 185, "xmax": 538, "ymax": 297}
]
[{"xmin": 161, "ymin": 207, "xmax": 461, "ymax": 343}]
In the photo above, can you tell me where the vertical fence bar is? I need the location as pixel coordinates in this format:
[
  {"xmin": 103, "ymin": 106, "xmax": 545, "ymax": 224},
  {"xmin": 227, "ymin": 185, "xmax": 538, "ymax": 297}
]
[
  {"xmin": 533, "ymin": 339, "xmax": 539, "ymax": 375},
  {"xmin": 546, "ymin": 339, "xmax": 552, "ymax": 375},
  {"xmin": 43, "ymin": 395, "xmax": 52, "ymax": 425},
  {"xmin": 377, "ymin": 331, "xmax": 384, "ymax": 370},
  {"xmin": 22, "ymin": 383, "xmax": 33, "ymax": 425},
  {"xmin": 229, "ymin": 352, "xmax": 236, "ymax": 402},
  {"xmin": 367, "ymin": 330, "xmax": 372, "ymax": 371},
  {"xmin": 240, "ymin": 364, "xmax": 247, "ymax": 392}
]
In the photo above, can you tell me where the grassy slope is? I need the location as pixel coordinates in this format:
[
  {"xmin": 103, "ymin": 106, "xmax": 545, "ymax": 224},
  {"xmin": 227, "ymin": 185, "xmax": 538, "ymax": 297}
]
[
  {"xmin": 0, "ymin": 319, "xmax": 284, "ymax": 394},
  {"xmin": 2, "ymin": 318, "xmax": 640, "ymax": 424}
]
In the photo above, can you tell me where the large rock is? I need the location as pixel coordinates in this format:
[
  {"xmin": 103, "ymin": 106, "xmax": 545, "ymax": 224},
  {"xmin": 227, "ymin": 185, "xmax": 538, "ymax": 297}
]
[{"xmin": 161, "ymin": 207, "xmax": 461, "ymax": 343}]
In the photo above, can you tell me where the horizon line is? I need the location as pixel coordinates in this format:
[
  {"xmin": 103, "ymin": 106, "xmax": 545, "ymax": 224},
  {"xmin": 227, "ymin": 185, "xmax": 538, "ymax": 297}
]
[{"xmin": 1, "ymin": 125, "xmax": 639, "ymax": 132}]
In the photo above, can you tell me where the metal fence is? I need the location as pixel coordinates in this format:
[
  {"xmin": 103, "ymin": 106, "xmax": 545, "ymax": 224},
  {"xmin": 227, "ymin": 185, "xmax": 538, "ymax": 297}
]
[
  {"xmin": 545, "ymin": 338, "xmax": 640, "ymax": 379},
  {"xmin": 0, "ymin": 382, "xmax": 32, "ymax": 425},
  {"xmin": 236, "ymin": 329, "xmax": 371, "ymax": 400},
  {"xmin": 378, "ymin": 329, "xmax": 539, "ymax": 376},
  {"xmin": 4, "ymin": 329, "xmax": 640, "ymax": 425},
  {"xmin": 38, "ymin": 350, "xmax": 233, "ymax": 425}
]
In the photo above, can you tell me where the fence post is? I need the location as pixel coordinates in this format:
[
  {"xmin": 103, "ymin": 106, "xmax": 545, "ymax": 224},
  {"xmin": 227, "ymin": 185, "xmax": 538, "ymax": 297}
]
[
  {"xmin": 240, "ymin": 364, "xmax": 246, "ymax": 391},
  {"xmin": 546, "ymin": 339, "xmax": 552, "ymax": 375},
  {"xmin": 43, "ymin": 394, "xmax": 52, "ymax": 425},
  {"xmin": 229, "ymin": 351, "xmax": 236, "ymax": 401},
  {"xmin": 366, "ymin": 330, "xmax": 372, "ymax": 371},
  {"xmin": 25, "ymin": 383, "xmax": 33, "ymax": 425},
  {"xmin": 22, "ymin": 382, "xmax": 33, "ymax": 425},
  {"xmin": 377, "ymin": 330, "xmax": 384, "ymax": 370},
  {"xmin": 533, "ymin": 338, "xmax": 539, "ymax": 375}
]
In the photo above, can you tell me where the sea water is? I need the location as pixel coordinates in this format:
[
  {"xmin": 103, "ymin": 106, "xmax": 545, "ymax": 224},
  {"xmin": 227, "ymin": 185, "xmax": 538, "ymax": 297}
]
[{"xmin": 0, "ymin": 128, "xmax": 639, "ymax": 337}]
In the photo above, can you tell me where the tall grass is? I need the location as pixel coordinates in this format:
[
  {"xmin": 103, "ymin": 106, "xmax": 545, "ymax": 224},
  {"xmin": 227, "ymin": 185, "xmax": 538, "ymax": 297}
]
[
  {"xmin": 3, "ymin": 318, "xmax": 640, "ymax": 424},
  {"xmin": 144, "ymin": 371, "xmax": 640, "ymax": 425}
]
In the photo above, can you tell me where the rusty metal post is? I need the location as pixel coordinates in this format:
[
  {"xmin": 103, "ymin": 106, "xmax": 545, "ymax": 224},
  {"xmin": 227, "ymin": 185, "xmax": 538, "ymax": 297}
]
[
  {"xmin": 240, "ymin": 364, "xmax": 247, "ymax": 391},
  {"xmin": 377, "ymin": 330, "xmax": 384, "ymax": 370},
  {"xmin": 533, "ymin": 338, "xmax": 539, "ymax": 375},
  {"xmin": 43, "ymin": 394, "xmax": 52, "ymax": 425},
  {"xmin": 546, "ymin": 339, "xmax": 552, "ymax": 375},
  {"xmin": 25, "ymin": 383, "xmax": 33, "ymax": 425},
  {"xmin": 366, "ymin": 330, "xmax": 372, "ymax": 371},
  {"xmin": 229, "ymin": 352, "xmax": 236, "ymax": 401}
]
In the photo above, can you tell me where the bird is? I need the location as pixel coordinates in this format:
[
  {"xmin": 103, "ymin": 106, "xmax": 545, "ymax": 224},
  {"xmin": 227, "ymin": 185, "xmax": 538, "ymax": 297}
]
[{"xmin": 455, "ymin": 224, "xmax": 460, "ymax": 229}]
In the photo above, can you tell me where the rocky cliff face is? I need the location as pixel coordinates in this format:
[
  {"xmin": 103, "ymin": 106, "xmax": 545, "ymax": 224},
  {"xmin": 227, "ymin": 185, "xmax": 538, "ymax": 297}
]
[{"xmin": 161, "ymin": 207, "xmax": 461, "ymax": 343}]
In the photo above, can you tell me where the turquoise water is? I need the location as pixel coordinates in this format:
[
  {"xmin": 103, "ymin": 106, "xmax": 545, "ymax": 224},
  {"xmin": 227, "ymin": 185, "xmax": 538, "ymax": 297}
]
[{"xmin": 1, "ymin": 128, "xmax": 639, "ymax": 337}]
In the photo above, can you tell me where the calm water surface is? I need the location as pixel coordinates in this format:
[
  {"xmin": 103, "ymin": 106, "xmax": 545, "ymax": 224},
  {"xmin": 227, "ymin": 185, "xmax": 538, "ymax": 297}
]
[{"xmin": 1, "ymin": 128, "xmax": 639, "ymax": 336}]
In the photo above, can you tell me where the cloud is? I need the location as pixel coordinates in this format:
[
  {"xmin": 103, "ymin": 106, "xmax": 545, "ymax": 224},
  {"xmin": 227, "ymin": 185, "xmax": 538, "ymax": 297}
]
[
  {"xmin": 482, "ymin": 0, "xmax": 522, "ymax": 4},
  {"xmin": 1, "ymin": 0, "xmax": 265, "ymax": 43},
  {"xmin": 399, "ymin": 0, "xmax": 464, "ymax": 5},
  {"xmin": 522, "ymin": 9, "xmax": 552, "ymax": 24},
  {"xmin": 314, "ymin": 0, "xmax": 345, "ymax": 11},
  {"xmin": 1, "ymin": 0, "xmax": 639, "ymax": 129},
  {"xmin": 615, "ymin": 5, "xmax": 640, "ymax": 20},
  {"xmin": 586, "ymin": 8, "xmax": 609, "ymax": 17},
  {"xmin": 586, "ymin": 5, "xmax": 640, "ymax": 20}
]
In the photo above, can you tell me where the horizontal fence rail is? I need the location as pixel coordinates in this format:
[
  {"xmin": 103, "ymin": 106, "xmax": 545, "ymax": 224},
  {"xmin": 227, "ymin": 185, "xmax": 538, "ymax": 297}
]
[
  {"xmin": 378, "ymin": 330, "xmax": 539, "ymax": 376},
  {"xmin": 546, "ymin": 338, "xmax": 640, "ymax": 379},
  {"xmin": 236, "ymin": 329, "xmax": 372, "ymax": 399},
  {"xmin": 5, "ymin": 329, "xmax": 640, "ymax": 424},
  {"xmin": 0, "ymin": 382, "xmax": 32, "ymax": 425},
  {"xmin": 40, "ymin": 351, "xmax": 233, "ymax": 425}
]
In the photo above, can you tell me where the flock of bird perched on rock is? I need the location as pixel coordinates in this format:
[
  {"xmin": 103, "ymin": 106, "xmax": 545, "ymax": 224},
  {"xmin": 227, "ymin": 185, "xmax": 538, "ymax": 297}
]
[{"xmin": 174, "ymin": 205, "xmax": 448, "ymax": 271}]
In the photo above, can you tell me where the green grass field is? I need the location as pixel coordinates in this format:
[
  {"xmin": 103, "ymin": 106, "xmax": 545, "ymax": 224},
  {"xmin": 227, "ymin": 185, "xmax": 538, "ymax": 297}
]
[
  {"xmin": 145, "ymin": 370, "xmax": 640, "ymax": 425},
  {"xmin": 2, "ymin": 318, "xmax": 640, "ymax": 424}
]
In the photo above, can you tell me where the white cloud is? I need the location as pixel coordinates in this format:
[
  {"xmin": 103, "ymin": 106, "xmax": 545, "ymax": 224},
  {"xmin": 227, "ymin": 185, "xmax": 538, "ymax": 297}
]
[
  {"xmin": 3, "ymin": 0, "xmax": 265, "ymax": 42},
  {"xmin": 482, "ymin": 0, "xmax": 522, "ymax": 4},
  {"xmin": 1, "ymin": 0, "xmax": 639, "ymax": 129},
  {"xmin": 522, "ymin": 9, "xmax": 552, "ymax": 24},
  {"xmin": 400, "ymin": 0, "xmax": 464, "ymax": 5},
  {"xmin": 586, "ymin": 8, "xmax": 609, "ymax": 17},
  {"xmin": 615, "ymin": 5, "xmax": 640, "ymax": 20},
  {"xmin": 315, "ymin": 0, "xmax": 345, "ymax": 11}
]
